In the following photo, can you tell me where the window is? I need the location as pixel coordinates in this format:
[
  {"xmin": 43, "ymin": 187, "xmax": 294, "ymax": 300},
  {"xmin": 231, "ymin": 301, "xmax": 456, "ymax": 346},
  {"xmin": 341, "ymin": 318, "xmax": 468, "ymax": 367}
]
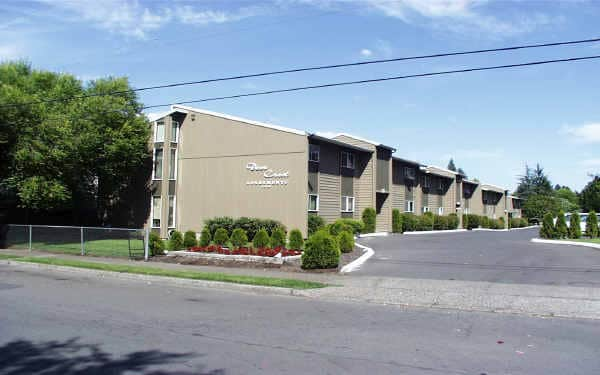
[
  {"xmin": 170, "ymin": 121, "xmax": 179, "ymax": 143},
  {"xmin": 464, "ymin": 208, "xmax": 470, "ymax": 215},
  {"xmin": 152, "ymin": 196, "xmax": 161, "ymax": 227},
  {"xmin": 168, "ymin": 195, "xmax": 176, "ymax": 228},
  {"xmin": 438, "ymin": 207, "xmax": 444, "ymax": 215},
  {"xmin": 169, "ymin": 147, "xmax": 177, "ymax": 180},
  {"xmin": 438, "ymin": 179, "xmax": 444, "ymax": 190},
  {"xmin": 423, "ymin": 175, "xmax": 431, "ymax": 188},
  {"xmin": 404, "ymin": 167, "xmax": 415, "ymax": 180},
  {"xmin": 405, "ymin": 200, "xmax": 414, "ymax": 213},
  {"xmin": 155, "ymin": 121, "xmax": 165, "ymax": 142},
  {"xmin": 153, "ymin": 148, "xmax": 163, "ymax": 179},
  {"xmin": 308, "ymin": 194, "xmax": 319, "ymax": 212},
  {"xmin": 340, "ymin": 151, "xmax": 355, "ymax": 169},
  {"xmin": 422, "ymin": 206, "xmax": 430, "ymax": 213},
  {"xmin": 309, "ymin": 144, "xmax": 320, "ymax": 162},
  {"xmin": 341, "ymin": 196, "xmax": 355, "ymax": 212}
]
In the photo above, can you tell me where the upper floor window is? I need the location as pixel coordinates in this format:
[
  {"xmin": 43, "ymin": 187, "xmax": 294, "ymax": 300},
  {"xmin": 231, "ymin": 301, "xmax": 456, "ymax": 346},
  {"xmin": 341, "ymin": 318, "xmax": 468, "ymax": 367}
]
[
  {"xmin": 404, "ymin": 167, "xmax": 415, "ymax": 180},
  {"xmin": 171, "ymin": 121, "xmax": 180, "ymax": 143},
  {"xmin": 423, "ymin": 175, "xmax": 431, "ymax": 189},
  {"xmin": 169, "ymin": 147, "xmax": 177, "ymax": 180},
  {"xmin": 155, "ymin": 120, "xmax": 165, "ymax": 142},
  {"xmin": 438, "ymin": 179, "xmax": 444, "ymax": 190},
  {"xmin": 341, "ymin": 151, "xmax": 355, "ymax": 169},
  {"xmin": 153, "ymin": 148, "xmax": 163, "ymax": 179},
  {"xmin": 308, "ymin": 194, "xmax": 319, "ymax": 212},
  {"xmin": 309, "ymin": 144, "xmax": 320, "ymax": 162},
  {"xmin": 341, "ymin": 196, "xmax": 355, "ymax": 213}
]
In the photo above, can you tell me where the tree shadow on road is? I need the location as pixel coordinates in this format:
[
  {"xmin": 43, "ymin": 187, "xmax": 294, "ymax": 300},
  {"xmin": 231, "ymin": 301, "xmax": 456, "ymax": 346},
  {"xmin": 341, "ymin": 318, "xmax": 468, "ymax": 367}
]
[{"xmin": 0, "ymin": 337, "xmax": 224, "ymax": 375}]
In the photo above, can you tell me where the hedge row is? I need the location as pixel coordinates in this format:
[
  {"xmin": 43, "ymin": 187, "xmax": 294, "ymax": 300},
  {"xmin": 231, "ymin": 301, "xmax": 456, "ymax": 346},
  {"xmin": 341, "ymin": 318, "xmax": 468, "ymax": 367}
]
[
  {"xmin": 393, "ymin": 211, "xmax": 459, "ymax": 233},
  {"xmin": 462, "ymin": 214, "xmax": 507, "ymax": 230},
  {"xmin": 203, "ymin": 217, "xmax": 286, "ymax": 239},
  {"xmin": 540, "ymin": 210, "xmax": 599, "ymax": 239}
]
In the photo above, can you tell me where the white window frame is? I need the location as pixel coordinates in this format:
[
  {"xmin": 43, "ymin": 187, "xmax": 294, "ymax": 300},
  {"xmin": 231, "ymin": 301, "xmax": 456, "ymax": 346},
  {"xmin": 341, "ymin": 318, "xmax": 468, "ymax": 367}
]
[
  {"xmin": 309, "ymin": 144, "xmax": 320, "ymax": 162},
  {"xmin": 170, "ymin": 120, "xmax": 180, "ymax": 143},
  {"xmin": 422, "ymin": 206, "xmax": 430, "ymax": 213},
  {"xmin": 464, "ymin": 207, "xmax": 470, "ymax": 215},
  {"xmin": 341, "ymin": 196, "xmax": 355, "ymax": 213},
  {"xmin": 169, "ymin": 147, "xmax": 177, "ymax": 180},
  {"xmin": 405, "ymin": 200, "xmax": 414, "ymax": 213},
  {"xmin": 308, "ymin": 194, "xmax": 319, "ymax": 212},
  {"xmin": 438, "ymin": 207, "xmax": 444, "ymax": 215},
  {"xmin": 151, "ymin": 195, "xmax": 161, "ymax": 228},
  {"xmin": 152, "ymin": 148, "xmax": 163, "ymax": 180},
  {"xmin": 340, "ymin": 151, "xmax": 355, "ymax": 169},
  {"xmin": 154, "ymin": 120, "xmax": 165, "ymax": 142},
  {"xmin": 423, "ymin": 175, "xmax": 431, "ymax": 189},
  {"xmin": 404, "ymin": 167, "xmax": 415, "ymax": 180},
  {"xmin": 168, "ymin": 195, "xmax": 176, "ymax": 228}
]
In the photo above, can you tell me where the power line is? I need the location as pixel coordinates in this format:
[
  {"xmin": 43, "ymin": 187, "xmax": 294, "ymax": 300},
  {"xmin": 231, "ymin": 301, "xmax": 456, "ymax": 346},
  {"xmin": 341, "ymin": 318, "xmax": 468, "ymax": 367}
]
[
  {"xmin": 1, "ymin": 36, "xmax": 599, "ymax": 109},
  {"xmin": 142, "ymin": 54, "xmax": 600, "ymax": 109}
]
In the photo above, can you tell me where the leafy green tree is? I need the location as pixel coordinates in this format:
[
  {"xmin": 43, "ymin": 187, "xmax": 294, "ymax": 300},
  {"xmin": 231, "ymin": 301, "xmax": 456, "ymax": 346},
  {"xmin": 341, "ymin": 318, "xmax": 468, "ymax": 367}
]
[
  {"xmin": 569, "ymin": 212, "xmax": 581, "ymax": 239},
  {"xmin": 555, "ymin": 187, "xmax": 580, "ymax": 213},
  {"xmin": 522, "ymin": 194, "xmax": 559, "ymax": 220},
  {"xmin": 516, "ymin": 164, "xmax": 553, "ymax": 201},
  {"xmin": 447, "ymin": 158, "xmax": 457, "ymax": 172},
  {"xmin": 540, "ymin": 213, "xmax": 556, "ymax": 239},
  {"xmin": 580, "ymin": 176, "xmax": 600, "ymax": 212},
  {"xmin": 586, "ymin": 211, "xmax": 599, "ymax": 238},
  {"xmin": 555, "ymin": 210, "xmax": 568, "ymax": 238}
]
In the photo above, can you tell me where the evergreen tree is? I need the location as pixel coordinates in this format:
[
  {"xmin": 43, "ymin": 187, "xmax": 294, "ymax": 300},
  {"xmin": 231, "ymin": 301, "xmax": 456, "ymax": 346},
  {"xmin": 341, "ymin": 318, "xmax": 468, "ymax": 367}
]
[
  {"xmin": 540, "ymin": 213, "xmax": 556, "ymax": 239},
  {"xmin": 516, "ymin": 164, "xmax": 553, "ymax": 201},
  {"xmin": 555, "ymin": 210, "xmax": 568, "ymax": 239},
  {"xmin": 457, "ymin": 167, "xmax": 467, "ymax": 178},
  {"xmin": 586, "ymin": 211, "xmax": 599, "ymax": 238},
  {"xmin": 569, "ymin": 212, "xmax": 581, "ymax": 239},
  {"xmin": 580, "ymin": 175, "xmax": 600, "ymax": 212},
  {"xmin": 447, "ymin": 158, "xmax": 457, "ymax": 172}
]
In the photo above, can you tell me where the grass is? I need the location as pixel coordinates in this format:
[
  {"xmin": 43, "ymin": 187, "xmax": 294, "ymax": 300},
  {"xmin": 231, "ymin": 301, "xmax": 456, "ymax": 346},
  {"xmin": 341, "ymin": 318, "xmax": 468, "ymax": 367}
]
[
  {"xmin": 0, "ymin": 254, "xmax": 327, "ymax": 290},
  {"xmin": 570, "ymin": 238, "xmax": 600, "ymax": 244},
  {"xmin": 6, "ymin": 239, "xmax": 143, "ymax": 258}
]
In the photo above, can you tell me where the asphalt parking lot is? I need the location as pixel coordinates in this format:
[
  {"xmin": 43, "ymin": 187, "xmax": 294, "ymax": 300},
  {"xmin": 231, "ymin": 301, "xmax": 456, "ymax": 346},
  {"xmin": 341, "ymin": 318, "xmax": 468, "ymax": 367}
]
[{"xmin": 355, "ymin": 228, "xmax": 600, "ymax": 286}]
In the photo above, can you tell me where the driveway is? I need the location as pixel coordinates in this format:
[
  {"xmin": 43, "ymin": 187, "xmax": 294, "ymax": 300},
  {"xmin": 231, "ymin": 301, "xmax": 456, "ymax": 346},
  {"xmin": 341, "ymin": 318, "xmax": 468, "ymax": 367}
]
[{"xmin": 355, "ymin": 228, "xmax": 600, "ymax": 287}]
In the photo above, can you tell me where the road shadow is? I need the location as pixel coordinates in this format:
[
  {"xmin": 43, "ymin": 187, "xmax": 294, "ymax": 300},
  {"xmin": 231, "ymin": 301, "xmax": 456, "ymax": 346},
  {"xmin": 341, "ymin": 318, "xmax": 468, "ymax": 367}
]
[{"xmin": 0, "ymin": 337, "xmax": 224, "ymax": 375}]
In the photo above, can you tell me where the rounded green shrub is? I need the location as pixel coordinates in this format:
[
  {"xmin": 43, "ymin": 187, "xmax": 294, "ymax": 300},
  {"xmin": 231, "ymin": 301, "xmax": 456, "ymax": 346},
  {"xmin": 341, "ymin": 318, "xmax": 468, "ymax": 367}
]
[
  {"xmin": 392, "ymin": 209, "xmax": 402, "ymax": 233},
  {"xmin": 183, "ymin": 230, "xmax": 197, "ymax": 248},
  {"xmin": 308, "ymin": 214, "xmax": 325, "ymax": 237},
  {"xmin": 168, "ymin": 230, "xmax": 184, "ymax": 251},
  {"xmin": 433, "ymin": 215, "xmax": 448, "ymax": 230},
  {"xmin": 301, "ymin": 230, "xmax": 340, "ymax": 269},
  {"xmin": 569, "ymin": 212, "xmax": 581, "ymax": 239},
  {"xmin": 466, "ymin": 214, "xmax": 480, "ymax": 229},
  {"xmin": 401, "ymin": 213, "xmax": 418, "ymax": 232},
  {"xmin": 337, "ymin": 230, "xmax": 355, "ymax": 253},
  {"xmin": 231, "ymin": 228, "xmax": 248, "ymax": 248},
  {"xmin": 520, "ymin": 218, "xmax": 528, "ymax": 227},
  {"xmin": 540, "ymin": 212, "xmax": 556, "ymax": 239},
  {"xmin": 288, "ymin": 229, "xmax": 304, "ymax": 250},
  {"xmin": 253, "ymin": 228, "xmax": 270, "ymax": 248},
  {"xmin": 204, "ymin": 217, "xmax": 234, "ymax": 237},
  {"xmin": 270, "ymin": 228, "xmax": 286, "ymax": 248},
  {"xmin": 149, "ymin": 231, "xmax": 165, "ymax": 256},
  {"xmin": 362, "ymin": 207, "xmax": 376, "ymax": 233},
  {"xmin": 199, "ymin": 227, "xmax": 211, "ymax": 247},
  {"xmin": 498, "ymin": 217, "xmax": 506, "ymax": 229},
  {"xmin": 213, "ymin": 228, "xmax": 229, "ymax": 246},
  {"xmin": 480, "ymin": 216, "xmax": 490, "ymax": 229},
  {"xmin": 510, "ymin": 218, "xmax": 520, "ymax": 229},
  {"xmin": 417, "ymin": 214, "xmax": 434, "ymax": 231},
  {"xmin": 555, "ymin": 210, "xmax": 568, "ymax": 238},
  {"xmin": 447, "ymin": 213, "xmax": 459, "ymax": 230}
]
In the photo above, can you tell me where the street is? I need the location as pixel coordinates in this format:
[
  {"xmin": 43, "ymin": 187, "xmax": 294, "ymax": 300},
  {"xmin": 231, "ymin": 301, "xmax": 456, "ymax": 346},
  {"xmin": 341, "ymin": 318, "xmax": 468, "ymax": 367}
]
[
  {"xmin": 356, "ymin": 227, "xmax": 600, "ymax": 286},
  {"xmin": 1, "ymin": 264, "xmax": 599, "ymax": 375}
]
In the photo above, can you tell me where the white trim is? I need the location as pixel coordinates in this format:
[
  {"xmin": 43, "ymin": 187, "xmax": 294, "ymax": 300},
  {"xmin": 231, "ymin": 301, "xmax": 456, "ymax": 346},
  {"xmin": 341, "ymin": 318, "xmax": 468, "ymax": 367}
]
[
  {"xmin": 340, "ymin": 151, "xmax": 355, "ymax": 169},
  {"xmin": 341, "ymin": 196, "xmax": 355, "ymax": 213},
  {"xmin": 171, "ymin": 105, "xmax": 306, "ymax": 136},
  {"xmin": 405, "ymin": 200, "xmax": 415, "ymax": 213},
  {"xmin": 152, "ymin": 147, "xmax": 163, "ymax": 180},
  {"xmin": 169, "ymin": 147, "xmax": 178, "ymax": 180},
  {"xmin": 358, "ymin": 232, "xmax": 389, "ymax": 238},
  {"xmin": 151, "ymin": 195, "xmax": 161, "ymax": 228},
  {"xmin": 170, "ymin": 120, "xmax": 180, "ymax": 143},
  {"xmin": 421, "ymin": 165, "xmax": 459, "ymax": 176},
  {"xmin": 308, "ymin": 194, "xmax": 319, "ymax": 212},
  {"xmin": 531, "ymin": 238, "xmax": 600, "ymax": 249},
  {"xmin": 333, "ymin": 132, "xmax": 382, "ymax": 147},
  {"xmin": 309, "ymin": 144, "xmax": 320, "ymax": 162},
  {"xmin": 404, "ymin": 229, "xmax": 468, "ymax": 235},
  {"xmin": 422, "ymin": 206, "xmax": 430, "ymax": 213},
  {"xmin": 339, "ymin": 242, "xmax": 374, "ymax": 273},
  {"xmin": 481, "ymin": 183, "xmax": 506, "ymax": 193},
  {"xmin": 168, "ymin": 195, "xmax": 176, "ymax": 228},
  {"xmin": 154, "ymin": 120, "xmax": 165, "ymax": 142}
]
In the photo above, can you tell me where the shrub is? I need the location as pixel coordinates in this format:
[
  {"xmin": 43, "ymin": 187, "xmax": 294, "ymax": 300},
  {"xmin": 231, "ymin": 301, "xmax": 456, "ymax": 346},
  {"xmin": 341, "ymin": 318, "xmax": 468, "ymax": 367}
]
[
  {"xmin": 586, "ymin": 211, "xmax": 599, "ymax": 238},
  {"xmin": 540, "ymin": 213, "xmax": 556, "ymax": 239},
  {"xmin": 199, "ymin": 227, "xmax": 211, "ymax": 247},
  {"xmin": 205, "ymin": 217, "xmax": 286, "ymax": 239},
  {"xmin": 288, "ymin": 229, "xmax": 304, "ymax": 250},
  {"xmin": 308, "ymin": 214, "xmax": 325, "ymax": 237},
  {"xmin": 270, "ymin": 228, "xmax": 286, "ymax": 248},
  {"xmin": 433, "ymin": 215, "xmax": 448, "ymax": 230},
  {"xmin": 213, "ymin": 228, "xmax": 229, "ymax": 246},
  {"xmin": 555, "ymin": 210, "xmax": 568, "ymax": 238},
  {"xmin": 256, "ymin": 219, "xmax": 287, "ymax": 237},
  {"xmin": 204, "ymin": 217, "xmax": 234, "ymax": 236},
  {"xmin": 462, "ymin": 214, "xmax": 469, "ymax": 230},
  {"xmin": 168, "ymin": 230, "xmax": 184, "ymax": 251},
  {"xmin": 338, "ymin": 230, "xmax": 355, "ymax": 253},
  {"xmin": 301, "ymin": 230, "xmax": 340, "ymax": 269},
  {"xmin": 149, "ymin": 231, "xmax": 165, "ymax": 256},
  {"xmin": 401, "ymin": 213, "xmax": 418, "ymax": 232},
  {"xmin": 392, "ymin": 209, "xmax": 402, "ymax": 233},
  {"xmin": 569, "ymin": 212, "xmax": 581, "ymax": 239},
  {"xmin": 466, "ymin": 214, "xmax": 480, "ymax": 229},
  {"xmin": 417, "ymin": 213, "xmax": 434, "ymax": 231},
  {"xmin": 510, "ymin": 218, "xmax": 520, "ymax": 229},
  {"xmin": 447, "ymin": 213, "xmax": 459, "ymax": 230},
  {"xmin": 481, "ymin": 216, "xmax": 491, "ymax": 229},
  {"xmin": 329, "ymin": 219, "xmax": 363, "ymax": 236},
  {"xmin": 183, "ymin": 231, "xmax": 197, "ymax": 248},
  {"xmin": 362, "ymin": 207, "xmax": 376, "ymax": 233},
  {"xmin": 253, "ymin": 229, "xmax": 270, "ymax": 248},
  {"xmin": 339, "ymin": 218, "xmax": 364, "ymax": 235},
  {"xmin": 498, "ymin": 217, "xmax": 505, "ymax": 229},
  {"xmin": 520, "ymin": 218, "xmax": 528, "ymax": 227},
  {"xmin": 231, "ymin": 228, "xmax": 248, "ymax": 248}
]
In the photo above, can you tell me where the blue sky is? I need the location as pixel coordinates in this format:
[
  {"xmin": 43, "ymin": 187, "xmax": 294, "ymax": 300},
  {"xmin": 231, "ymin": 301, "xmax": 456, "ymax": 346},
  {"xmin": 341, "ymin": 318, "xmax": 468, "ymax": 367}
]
[{"xmin": 2, "ymin": 0, "xmax": 600, "ymax": 191}]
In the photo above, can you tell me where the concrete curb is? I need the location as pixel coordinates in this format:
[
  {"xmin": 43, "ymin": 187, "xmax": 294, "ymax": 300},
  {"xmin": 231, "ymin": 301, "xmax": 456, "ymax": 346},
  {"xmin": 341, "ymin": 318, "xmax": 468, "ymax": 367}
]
[
  {"xmin": 358, "ymin": 232, "xmax": 388, "ymax": 238},
  {"xmin": 339, "ymin": 243, "xmax": 374, "ymax": 273},
  {"xmin": 169, "ymin": 250, "xmax": 285, "ymax": 264},
  {"xmin": 531, "ymin": 238, "xmax": 600, "ymax": 249},
  {"xmin": 0, "ymin": 259, "xmax": 308, "ymax": 298},
  {"xmin": 403, "ymin": 229, "xmax": 468, "ymax": 235}
]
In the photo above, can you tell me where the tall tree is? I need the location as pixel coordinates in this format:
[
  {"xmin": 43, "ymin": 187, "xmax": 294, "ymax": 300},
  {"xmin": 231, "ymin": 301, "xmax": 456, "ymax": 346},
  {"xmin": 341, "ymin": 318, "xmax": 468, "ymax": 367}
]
[
  {"xmin": 515, "ymin": 163, "xmax": 553, "ymax": 201},
  {"xmin": 580, "ymin": 175, "xmax": 600, "ymax": 212},
  {"xmin": 555, "ymin": 187, "xmax": 580, "ymax": 213},
  {"xmin": 447, "ymin": 158, "xmax": 457, "ymax": 172},
  {"xmin": 457, "ymin": 167, "xmax": 467, "ymax": 178}
]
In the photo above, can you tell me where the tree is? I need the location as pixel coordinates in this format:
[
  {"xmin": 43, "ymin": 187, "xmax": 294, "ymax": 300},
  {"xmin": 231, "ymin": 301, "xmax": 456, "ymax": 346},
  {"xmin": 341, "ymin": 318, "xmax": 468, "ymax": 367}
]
[
  {"xmin": 0, "ymin": 61, "xmax": 150, "ymax": 225},
  {"xmin": 515, "ymin": 164, "xmax": 553, "ymax": 201},
  {"xmin": 457, "ymin": 167, "xmax": 467, "ymax": 178},
  {"xmin": 555, "ymin": 187, "xmax": 580, "ymax": 213},
  {"xmin": 522, "ymin": 194, "xmax": 559, "ymax": 220},
  {"xmin": 555, "ymin": 210, "xmax": 568, "ymax": 239},
  {"xmin": 569, "ymin": 212, "xmax": 581, "ymax": 239},
  {"xmin": 580, "ymin": 175, "xmax": 600, "ymax": 212},
  {"xmin": 447, "ymin": 158, "xmax": 457, "ymax": 172},
  {"xmin": 586, "ymin": 211, "xmax": 599, "ymax": 238},
  {"xmin": 540, "ymin": 213, "xmax": 556, "ymax": 239}
]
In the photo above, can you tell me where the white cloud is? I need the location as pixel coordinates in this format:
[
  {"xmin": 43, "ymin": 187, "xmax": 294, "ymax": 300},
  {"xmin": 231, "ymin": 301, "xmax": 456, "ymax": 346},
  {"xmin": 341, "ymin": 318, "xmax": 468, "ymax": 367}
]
[
  {"xmin": 562, "ymin": 123, "xmax": 600, "ymax": 143},
  {"xmin": 0, "ymin": 44, "xmax": 23, "ymax": 60},
  {"xmin": 175, "ymin": 6, "xmax": 260, "ymax": 25},
  {"xmin": 360, "ymin": 48, "xmax": 373, "ymax": 57}
]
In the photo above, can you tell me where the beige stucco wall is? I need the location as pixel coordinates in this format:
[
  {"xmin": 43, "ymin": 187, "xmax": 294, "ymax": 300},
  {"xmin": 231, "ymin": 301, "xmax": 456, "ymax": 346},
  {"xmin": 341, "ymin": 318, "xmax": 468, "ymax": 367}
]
[{"xmin": 175, "ymin": 111, "xmax": 308, "ymax": 236}]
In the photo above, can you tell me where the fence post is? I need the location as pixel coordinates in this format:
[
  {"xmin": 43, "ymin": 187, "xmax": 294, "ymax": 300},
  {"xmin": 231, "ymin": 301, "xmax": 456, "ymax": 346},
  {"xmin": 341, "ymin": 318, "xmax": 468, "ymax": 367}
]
[
  {"xmin": 80, "ymin": 227, "xmax": 85, "ymax": 256},
  {"xmin": 28, "ymin": 225, "xmax": 32, "ymax": 251},
  {"xmin": 144, "ymin": 227, "xmax": 149, "ymax": 261}
]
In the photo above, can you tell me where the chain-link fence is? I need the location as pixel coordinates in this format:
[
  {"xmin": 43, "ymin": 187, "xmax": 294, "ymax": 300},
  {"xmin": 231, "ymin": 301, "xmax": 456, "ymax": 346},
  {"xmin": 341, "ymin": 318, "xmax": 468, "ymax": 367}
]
[{"xmin": 0, "ymin": 224, "xmax": 149, "ymax": 260}]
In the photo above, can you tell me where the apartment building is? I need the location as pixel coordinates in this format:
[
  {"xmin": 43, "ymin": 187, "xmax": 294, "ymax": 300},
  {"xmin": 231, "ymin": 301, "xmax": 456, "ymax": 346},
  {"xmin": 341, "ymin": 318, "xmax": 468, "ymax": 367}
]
[{"xmin": 147, "ymin": 105, "xmax": 519, "ymax": 236}]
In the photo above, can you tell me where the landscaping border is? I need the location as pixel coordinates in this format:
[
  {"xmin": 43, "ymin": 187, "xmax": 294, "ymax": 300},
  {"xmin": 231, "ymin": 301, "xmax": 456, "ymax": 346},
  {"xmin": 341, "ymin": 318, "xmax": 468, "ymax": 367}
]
[
  {"xmin": 531, "ymin": 238, "xmax": 600, "ymax": 249},
  {"xmin": 403, "ymin": 229, "xmax": 468, "ymax": 235},
  {"xmin": 339, "ymin": 242, "xmax": 374, "ymax": 273},
  {"xmin": 358, "ymin": 232, "xmax": 388, "ymax": 238}
]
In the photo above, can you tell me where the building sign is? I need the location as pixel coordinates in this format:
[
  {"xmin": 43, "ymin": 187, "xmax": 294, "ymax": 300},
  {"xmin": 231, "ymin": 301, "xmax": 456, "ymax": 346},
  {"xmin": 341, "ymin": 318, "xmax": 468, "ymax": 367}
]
[{"xmin": 246, "ymin": 162, "xmax": 289, "ymax": 188}]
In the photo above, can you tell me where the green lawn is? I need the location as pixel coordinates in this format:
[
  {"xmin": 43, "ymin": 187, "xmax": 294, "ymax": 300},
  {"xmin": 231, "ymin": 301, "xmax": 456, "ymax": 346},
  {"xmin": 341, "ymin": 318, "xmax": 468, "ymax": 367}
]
[
  {"xmin": 6, "ymin": 239, "xmax": 143, "ymax": 258},
  {"xmin": 0, "ymin": 254, "xmax": 327, "ymax": 289},
  {"xmin": 571, "ymin": 238, "xmax": 600, "ymax": 244}
]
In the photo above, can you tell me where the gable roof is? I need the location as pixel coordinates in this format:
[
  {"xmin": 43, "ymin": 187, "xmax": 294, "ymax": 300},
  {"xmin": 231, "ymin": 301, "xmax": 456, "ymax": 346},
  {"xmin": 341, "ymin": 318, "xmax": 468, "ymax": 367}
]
[{"xmin": 333, "ymin": 133, "xmax": 396, "ymax": 152}]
